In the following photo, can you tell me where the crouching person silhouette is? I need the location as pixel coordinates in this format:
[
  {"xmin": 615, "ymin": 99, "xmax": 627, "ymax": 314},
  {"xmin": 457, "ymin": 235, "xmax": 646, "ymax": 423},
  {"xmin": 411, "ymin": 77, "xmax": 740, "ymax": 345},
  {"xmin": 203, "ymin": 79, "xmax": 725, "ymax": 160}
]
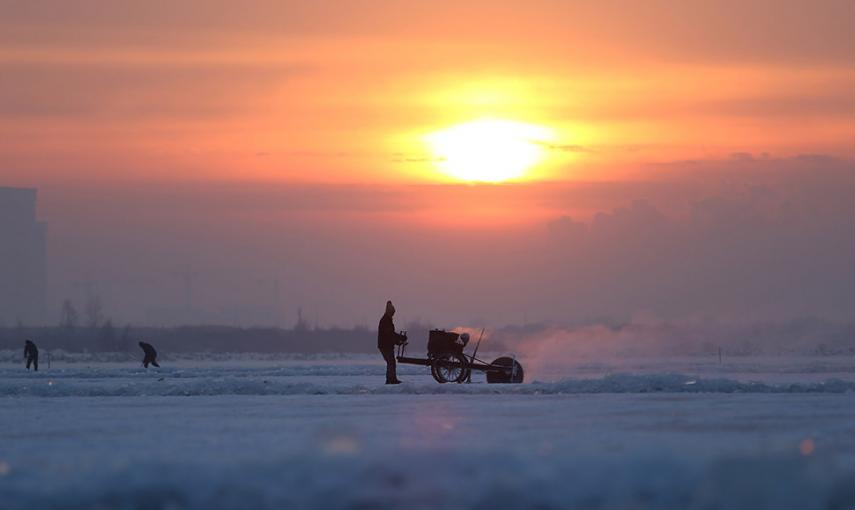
[
  {"xmin": 378, "ymin": 300, "xmax": 407, "ymax": 384},
  {"xmin": 139, "ymin": 341, "xmax": 160, "ymax": 368},
  {"xmin": 24, "ymin": 340, "xmax": 38, "ymax": 371}
]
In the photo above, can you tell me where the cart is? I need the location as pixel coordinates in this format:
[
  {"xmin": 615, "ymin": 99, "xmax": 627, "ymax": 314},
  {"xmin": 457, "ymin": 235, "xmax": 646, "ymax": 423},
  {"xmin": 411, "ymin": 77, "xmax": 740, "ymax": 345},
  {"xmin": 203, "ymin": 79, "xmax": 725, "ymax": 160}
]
[{"xmin": 396, "ymin": 329, "xmax": 524, "ymax": 384}]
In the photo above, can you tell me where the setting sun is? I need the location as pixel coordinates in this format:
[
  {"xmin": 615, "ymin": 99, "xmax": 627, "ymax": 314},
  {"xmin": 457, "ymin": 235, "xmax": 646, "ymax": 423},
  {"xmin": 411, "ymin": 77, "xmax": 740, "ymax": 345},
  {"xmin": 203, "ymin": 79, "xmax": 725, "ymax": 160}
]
[{"xmin": 424, "ymin": 119, "xmax": 555, "ymax": 182}]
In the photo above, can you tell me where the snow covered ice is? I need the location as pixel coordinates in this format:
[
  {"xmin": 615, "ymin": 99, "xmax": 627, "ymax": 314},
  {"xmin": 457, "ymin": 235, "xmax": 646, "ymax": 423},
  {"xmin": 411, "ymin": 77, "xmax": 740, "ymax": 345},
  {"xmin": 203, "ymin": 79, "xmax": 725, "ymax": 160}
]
[{"xmin": 3, "ymin": 353, "xmax": 855, "ymax": 509}]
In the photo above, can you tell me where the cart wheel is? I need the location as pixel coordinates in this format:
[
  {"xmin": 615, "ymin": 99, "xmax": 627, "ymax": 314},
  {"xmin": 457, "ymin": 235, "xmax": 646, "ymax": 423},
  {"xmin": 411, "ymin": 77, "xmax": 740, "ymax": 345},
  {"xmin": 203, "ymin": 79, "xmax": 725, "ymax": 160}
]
[
  {"xmin": 460, "ymin": 363, "xmax": 472, "ymax": 383},
  {"xmin": 431, "ymin": 351, "xmax": 468, "ymax": 384},
  {"xmin": 486, "ymin": 357, "xmax": 524, "ymax": 384}
]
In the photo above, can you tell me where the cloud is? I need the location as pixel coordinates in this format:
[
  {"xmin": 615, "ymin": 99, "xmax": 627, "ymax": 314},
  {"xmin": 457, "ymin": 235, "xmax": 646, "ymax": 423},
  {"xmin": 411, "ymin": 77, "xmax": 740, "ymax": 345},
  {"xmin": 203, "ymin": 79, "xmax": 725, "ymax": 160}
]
[
  {"xmin": 27, "ymin": 154, "xmax": 855, "ymax": 326},
  {"xmin": 390, "ymin": 153, "xmax": 446, "ymax": 163},
  {"xmin": 0, "ymin": 61, "xmax": 311, "ymax": 119},
  {"xmin": 698, "ymin": 93, "xmax": 855, "ymax": 119},
  {"xmin": 4, "ymin": 1, "xmax": 855, "ymax": 65},
  {"xmin": 536, "ymin": 155, "xmax": 855, "ymax": 322},
  {"xmin": 540, "ymin": 143, "xmax": 591, "ymax": 153}
]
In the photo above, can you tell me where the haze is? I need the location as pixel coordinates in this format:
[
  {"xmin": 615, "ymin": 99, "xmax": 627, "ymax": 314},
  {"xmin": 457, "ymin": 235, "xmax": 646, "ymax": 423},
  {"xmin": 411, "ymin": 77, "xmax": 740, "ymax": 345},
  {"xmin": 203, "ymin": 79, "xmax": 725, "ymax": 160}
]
[{"xmin": 2, "ymin": 0, "xmax": 854, "ymax": 327}]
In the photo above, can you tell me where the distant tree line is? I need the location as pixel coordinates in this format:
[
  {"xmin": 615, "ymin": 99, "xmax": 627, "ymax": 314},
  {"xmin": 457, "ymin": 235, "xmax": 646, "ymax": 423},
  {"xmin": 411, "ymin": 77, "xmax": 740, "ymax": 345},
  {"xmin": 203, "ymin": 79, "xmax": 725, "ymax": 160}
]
[
  {"xmin": 0, "ymin": 298, "xmax": 391, "ymax": 354},
  {"xmin": 0, "ymin": 323, "xmax": 379, "ymax": 354},
  {"xmin": 3, "ymin": 312, "xmax": 854, "ymax": 356}
]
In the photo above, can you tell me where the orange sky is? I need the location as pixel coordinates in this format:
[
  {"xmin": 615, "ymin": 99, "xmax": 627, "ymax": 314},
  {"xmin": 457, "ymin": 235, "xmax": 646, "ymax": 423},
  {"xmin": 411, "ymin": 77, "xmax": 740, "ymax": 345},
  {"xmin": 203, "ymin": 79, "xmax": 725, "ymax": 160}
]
[
  {"xmin": 2, "ymin": 0, "xmax": 855, "ymax": 189},
  {"xmin": 3, "ymin": 1, "xmax": 855, "ymax": 326}
]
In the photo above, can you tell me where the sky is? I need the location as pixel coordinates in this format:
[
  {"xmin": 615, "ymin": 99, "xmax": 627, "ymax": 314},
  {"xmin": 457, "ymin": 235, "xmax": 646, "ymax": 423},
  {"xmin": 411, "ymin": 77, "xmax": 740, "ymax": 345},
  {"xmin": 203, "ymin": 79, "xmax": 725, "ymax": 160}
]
[{"xmin": 1, "ymin": 0, "xmax": 854, "ymax": 327}]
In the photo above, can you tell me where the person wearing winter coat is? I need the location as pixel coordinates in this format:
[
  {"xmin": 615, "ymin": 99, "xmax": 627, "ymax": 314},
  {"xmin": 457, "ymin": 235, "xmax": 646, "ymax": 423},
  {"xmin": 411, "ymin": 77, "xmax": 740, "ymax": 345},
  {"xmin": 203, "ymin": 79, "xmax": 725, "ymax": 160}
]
[
  {"xmin": 377, "ymin": 300, "xmax": 406, "ymax": 384},
  {"xmin": 24, "ymin": 340, "xmax": 38, "ymax": 371},
  {"xmin": 138, "ymin": 341, "xmax": 160, "ymax": 368}
]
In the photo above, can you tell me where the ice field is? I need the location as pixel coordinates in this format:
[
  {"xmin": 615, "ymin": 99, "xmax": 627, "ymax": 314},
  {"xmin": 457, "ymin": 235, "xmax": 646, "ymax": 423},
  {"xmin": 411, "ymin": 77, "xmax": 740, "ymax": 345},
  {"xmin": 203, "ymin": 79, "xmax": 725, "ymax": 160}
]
[{"xmin": 3, "ymin": 353, "xmax": 855, "ymax": 509}]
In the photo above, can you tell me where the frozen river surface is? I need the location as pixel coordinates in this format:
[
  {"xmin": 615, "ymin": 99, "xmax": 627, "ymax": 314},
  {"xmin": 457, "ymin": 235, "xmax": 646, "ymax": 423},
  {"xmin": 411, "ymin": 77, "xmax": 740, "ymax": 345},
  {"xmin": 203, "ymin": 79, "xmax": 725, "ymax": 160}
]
[{"xmin": 3, "ymin": 355, "xmax": 855, "ymax": 509}]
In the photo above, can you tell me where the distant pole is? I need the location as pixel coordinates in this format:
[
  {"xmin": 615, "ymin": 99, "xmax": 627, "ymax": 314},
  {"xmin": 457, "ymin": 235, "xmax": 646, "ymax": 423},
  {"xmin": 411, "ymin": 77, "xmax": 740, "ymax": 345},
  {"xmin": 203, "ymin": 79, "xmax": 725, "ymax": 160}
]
[
  {"xmin": 47, "ymin": 350, "xmax": 51, "ymax": 369},
  {"xmin": 718, "ymin": 347, "xmax": 722, "ymax": 364}
]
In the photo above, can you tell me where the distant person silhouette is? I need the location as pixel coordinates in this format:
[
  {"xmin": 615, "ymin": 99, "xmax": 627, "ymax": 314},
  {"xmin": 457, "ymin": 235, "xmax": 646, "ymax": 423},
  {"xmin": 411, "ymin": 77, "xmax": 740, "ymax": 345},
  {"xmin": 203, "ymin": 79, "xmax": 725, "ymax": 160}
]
[
  {"xmin": 24, "ymin": 340, "xmax": 38, "ymax": 371},
  {"xmin": 139, "ymin": 341, "xmax": 160, "ymax": 368},
  {"xmin": 378, "ymin": 300, "xmax": 406, "ymax": 384}
]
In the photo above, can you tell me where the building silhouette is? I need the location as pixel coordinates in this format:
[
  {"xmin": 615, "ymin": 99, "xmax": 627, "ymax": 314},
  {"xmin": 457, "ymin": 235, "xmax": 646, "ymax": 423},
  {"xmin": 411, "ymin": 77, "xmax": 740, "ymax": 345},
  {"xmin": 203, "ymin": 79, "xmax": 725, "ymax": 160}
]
[{"xmin": 0, "ymin": 187, "xmax": 47, "ymax": 325}]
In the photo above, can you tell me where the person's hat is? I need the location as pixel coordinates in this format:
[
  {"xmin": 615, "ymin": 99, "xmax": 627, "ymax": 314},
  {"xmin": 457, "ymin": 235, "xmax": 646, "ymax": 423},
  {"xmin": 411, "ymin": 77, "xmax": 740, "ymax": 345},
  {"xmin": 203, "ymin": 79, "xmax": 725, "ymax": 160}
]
[{"xmin": 385, "ymin": 300, "xmax": 396, "ymax": 316}]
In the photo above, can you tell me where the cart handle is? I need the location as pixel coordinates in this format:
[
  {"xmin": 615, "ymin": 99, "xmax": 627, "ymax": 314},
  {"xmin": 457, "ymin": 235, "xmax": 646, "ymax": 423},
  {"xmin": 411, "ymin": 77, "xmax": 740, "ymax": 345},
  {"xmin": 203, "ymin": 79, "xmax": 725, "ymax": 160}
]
[{"xmin": 465, "ymin": 328, "xmax": 485, "ymax": 383}]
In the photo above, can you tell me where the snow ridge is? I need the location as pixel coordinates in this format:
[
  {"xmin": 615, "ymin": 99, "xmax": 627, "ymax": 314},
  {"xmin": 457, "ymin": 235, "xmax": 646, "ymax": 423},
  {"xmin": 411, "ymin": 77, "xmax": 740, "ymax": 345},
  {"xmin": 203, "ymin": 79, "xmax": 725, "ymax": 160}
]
[{"xmin": 4, "ymin": 371, "xmax": 855, "ymax": 397}]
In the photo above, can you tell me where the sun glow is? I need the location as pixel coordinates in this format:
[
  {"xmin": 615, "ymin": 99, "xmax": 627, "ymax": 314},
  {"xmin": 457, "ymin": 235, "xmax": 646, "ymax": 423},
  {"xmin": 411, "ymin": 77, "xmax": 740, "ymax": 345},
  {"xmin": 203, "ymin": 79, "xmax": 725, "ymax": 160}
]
[{"xmin": 424, "ymin": 119, "xmax": 555, "ymax": 182}]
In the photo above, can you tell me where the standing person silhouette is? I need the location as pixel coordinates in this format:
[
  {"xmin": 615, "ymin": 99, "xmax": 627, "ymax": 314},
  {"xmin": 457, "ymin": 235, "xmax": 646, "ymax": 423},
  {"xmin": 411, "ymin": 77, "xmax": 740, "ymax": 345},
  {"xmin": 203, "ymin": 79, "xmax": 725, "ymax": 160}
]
[
  {"xmin": 138, "ymin": 341, "xmax": 160, "ymax": 368},
  {"xmin": 378, "ymin": 300, "xmax": 405, "ymax": 384},
  {"xmin": 24, "ymin": 340, "xmax": 38, "ymax": 371}
]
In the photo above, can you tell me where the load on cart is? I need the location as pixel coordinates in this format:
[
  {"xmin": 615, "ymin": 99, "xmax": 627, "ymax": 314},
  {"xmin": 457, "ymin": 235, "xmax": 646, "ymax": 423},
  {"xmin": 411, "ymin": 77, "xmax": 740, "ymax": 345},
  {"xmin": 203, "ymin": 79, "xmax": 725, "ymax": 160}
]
[{"xmin": 396, "ymin": 329, "xmax": 524, "ymax": 384}]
